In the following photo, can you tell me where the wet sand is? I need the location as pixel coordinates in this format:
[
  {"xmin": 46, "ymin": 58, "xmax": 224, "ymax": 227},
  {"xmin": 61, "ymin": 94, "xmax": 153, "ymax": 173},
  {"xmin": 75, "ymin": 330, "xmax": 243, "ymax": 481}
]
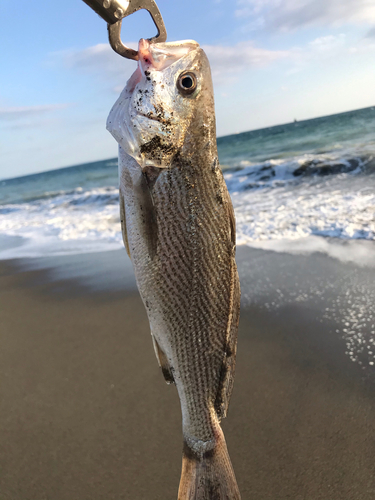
[{"xmin": 1, "ymin": 247, "xmax": 375, "ymax": 499}]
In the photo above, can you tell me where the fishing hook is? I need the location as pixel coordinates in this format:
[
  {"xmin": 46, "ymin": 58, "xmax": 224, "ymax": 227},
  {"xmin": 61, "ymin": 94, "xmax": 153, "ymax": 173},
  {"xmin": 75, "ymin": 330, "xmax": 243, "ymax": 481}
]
[{"xmin": 82, "ymin": 0, "xmax": 167, "ymax": 60}]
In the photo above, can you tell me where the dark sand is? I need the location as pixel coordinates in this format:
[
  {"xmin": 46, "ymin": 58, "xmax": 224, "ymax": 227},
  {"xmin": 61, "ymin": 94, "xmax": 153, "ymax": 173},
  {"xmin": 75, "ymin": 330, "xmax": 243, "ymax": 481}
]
[{"xmin": 1, "ymin": 247, "xmax": 375, "ymax": 499}]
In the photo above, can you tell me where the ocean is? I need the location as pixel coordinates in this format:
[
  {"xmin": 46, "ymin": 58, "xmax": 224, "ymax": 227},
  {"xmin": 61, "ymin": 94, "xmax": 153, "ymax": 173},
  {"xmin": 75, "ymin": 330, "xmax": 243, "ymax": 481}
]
[{"xmin": 1, "ymin": 106, "xmax": 375, "ymax": 262}]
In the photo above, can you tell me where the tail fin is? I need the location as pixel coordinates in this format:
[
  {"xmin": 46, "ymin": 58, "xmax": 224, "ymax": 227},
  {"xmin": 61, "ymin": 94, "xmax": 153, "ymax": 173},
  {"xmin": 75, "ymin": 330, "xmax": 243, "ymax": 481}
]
[{"xmin": 178, "ymin": 426, "xmax": 241, "ymax": 500}]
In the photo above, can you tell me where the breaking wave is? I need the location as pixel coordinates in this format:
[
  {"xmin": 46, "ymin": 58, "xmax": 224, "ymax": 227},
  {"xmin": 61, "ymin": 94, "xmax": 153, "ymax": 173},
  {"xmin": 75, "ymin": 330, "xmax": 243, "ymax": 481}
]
[
  {"xmin": 224, "ymin": 152, "xmax": 375, "ymax": 247},
  {"xmin": 0, "ymin": 186, "xmax": 123, "ymax": 259},
  {"xmin": 223, "ymin": 151, "xmax": 375, "ymax": 191},
  {"xmin": 0, "ymin": 149, "xmax": 374, "ymax": 260}
]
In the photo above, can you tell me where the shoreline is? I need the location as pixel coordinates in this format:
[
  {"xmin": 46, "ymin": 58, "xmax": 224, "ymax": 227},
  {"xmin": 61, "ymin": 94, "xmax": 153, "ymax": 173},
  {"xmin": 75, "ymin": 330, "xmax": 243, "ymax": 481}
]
[{"xmin": 1, "ymin": 247, "xmax": 375, "ymax": 499}]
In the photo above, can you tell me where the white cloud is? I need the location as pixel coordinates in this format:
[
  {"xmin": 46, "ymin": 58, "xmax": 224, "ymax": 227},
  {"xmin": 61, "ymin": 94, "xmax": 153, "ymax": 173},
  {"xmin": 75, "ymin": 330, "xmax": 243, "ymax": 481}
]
[
  {"xmin": 349, "ymin": 37, "xmax": 375, "ymax": 54},
  {"xmin": 0, "ymin": 104, "xmax": 69, "ymax": 121},
  {"xmin": 60, "ymin": 43, "xmax": 136, "ymax": 91},
  {"xmin": 365, "ymin": 26, "xmax": 375, "ymax": 38},
  {"xmin": 204, "ymin": 42, "xmax": 288, "ymax": 71},
  {"xmin": 308, "ymin": 33, "xmax": 346, "ymax": 52},
  {"xmin": 57, "ymin": 35, "xmax": 372, "ymax": 92},
  {"xmin": 60, "ymin": 42, "xmax": 288, "ymax": 88},
  {"xmin": 236, "ymin": 0, "xmax": 375, "ymax": 31},
  {"xmin": 304, "ymin": 32, "xmax": 375, "ymax": 59},
  {"xmin": 283, "ymin": 33, "xmax": 349, "ymax": 73},
  {"xmin": 204, "ymin": 42, "xmax": 289, "ymax": 85},
  {"xmin": 55, "ymin": 34, "xmax": 373, "ymax": 95}
]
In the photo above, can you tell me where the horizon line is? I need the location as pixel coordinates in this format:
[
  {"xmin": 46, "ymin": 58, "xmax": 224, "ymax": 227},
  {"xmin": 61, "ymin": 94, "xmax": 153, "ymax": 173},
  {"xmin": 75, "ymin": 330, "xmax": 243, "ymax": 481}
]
[{"xmin": 1, "ymin": 103, "xmax": 374, "ymax": 183}]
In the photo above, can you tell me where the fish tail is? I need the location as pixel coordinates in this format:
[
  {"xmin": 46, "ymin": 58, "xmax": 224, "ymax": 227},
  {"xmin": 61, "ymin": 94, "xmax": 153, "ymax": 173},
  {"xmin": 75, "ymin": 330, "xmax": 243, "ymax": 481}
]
[{"xmin": 178, "ymin": 426, "xmax": 241, "ymax": 500}]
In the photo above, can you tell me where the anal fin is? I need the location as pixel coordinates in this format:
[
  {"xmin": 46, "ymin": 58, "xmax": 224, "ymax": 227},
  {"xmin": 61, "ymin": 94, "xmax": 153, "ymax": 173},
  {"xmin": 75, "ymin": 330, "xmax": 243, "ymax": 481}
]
[{"xmin": 152, "ymin": 335, "xmax": 175, "ymax": 384}]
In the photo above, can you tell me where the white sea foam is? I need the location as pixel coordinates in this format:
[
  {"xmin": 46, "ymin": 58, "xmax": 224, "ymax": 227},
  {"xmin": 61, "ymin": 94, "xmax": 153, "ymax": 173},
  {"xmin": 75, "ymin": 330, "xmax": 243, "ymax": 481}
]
[
  {"xmin": 225, "ymin": 159, "xmax": 375, "ymax": 255},
  {"xmin": 0, "ymin": 186, "xmax": 123, "ymax": 259},
  {"xmin": 246, "ymin": 236, "xmax": 375, "ymax": 267},
  {"xmin": 0, "ymin": 154, "xmax": 374, "ymax": 261}
]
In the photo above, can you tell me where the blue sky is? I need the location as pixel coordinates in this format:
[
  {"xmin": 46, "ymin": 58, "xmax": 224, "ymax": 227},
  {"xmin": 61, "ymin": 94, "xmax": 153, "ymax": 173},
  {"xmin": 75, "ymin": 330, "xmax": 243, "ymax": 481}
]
[{"xmin": 1, "ymin": 0, "xmax": 375, "ymax": 179}]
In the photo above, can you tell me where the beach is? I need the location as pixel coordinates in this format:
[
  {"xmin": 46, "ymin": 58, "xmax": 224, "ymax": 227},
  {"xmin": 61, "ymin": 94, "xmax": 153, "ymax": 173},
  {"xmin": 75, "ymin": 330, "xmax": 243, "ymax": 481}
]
[{"xmin": 1, "ymin": 246, "xmax": 375, "ymax": 499}]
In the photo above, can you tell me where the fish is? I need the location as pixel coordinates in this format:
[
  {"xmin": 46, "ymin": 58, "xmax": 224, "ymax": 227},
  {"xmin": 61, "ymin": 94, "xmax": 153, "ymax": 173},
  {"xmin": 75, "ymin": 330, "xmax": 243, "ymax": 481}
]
[{"xmin": 107, "ymin": 38, "xmax": 241, "ymax": 500}]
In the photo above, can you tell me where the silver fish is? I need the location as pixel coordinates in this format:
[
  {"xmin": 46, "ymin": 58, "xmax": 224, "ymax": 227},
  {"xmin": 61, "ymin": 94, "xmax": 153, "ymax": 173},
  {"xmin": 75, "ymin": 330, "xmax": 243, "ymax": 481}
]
[{"xmin": 107, "ymin": 38, "xmax": 241, "ymax": 500}]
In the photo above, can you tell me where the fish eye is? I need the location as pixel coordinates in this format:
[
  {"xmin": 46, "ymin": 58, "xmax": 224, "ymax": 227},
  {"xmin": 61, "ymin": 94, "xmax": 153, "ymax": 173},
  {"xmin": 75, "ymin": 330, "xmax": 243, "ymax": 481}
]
[{"xmin": 177, "ymin": 72, "xmax": 197, "ymax": 96}]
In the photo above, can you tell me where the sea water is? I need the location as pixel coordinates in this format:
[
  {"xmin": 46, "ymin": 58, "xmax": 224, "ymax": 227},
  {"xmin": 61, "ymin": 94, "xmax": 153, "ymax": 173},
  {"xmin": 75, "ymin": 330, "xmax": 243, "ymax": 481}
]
[{"xmin": 1, "ymin": 106, "xmax": 375, "ymax": 261}]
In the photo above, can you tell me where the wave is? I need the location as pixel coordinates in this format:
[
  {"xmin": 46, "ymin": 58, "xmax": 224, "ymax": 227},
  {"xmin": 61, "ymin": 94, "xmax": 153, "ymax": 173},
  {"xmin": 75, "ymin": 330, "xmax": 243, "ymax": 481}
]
[
  {"xmin": 0, "ymin": 186, "xmax": 123, "ymax": 259},
  {"xmin": 8, "ymin": 186, "xmax": 120, "ymax": 209},
  {"xmin": 0, "ymin": 151, "xmax": 374, "ymax": 260},
  {"xmin": 230, "ymin": 161, "xmax": 375, "ymax": 246},
  {"xmin": 223, "ymin": 151, "xmax": 375, "ymax": 192}
]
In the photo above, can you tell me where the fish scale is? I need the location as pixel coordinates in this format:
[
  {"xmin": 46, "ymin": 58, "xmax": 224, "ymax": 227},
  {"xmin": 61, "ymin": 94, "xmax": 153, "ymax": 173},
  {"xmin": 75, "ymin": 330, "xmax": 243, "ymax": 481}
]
[
  {"xmin": 121, "ymin": 152, "xmax": 237, "ymax": 439},
  {"xmin": 109, "ymin": 38, "xmax": 241, "ymax": 499}
]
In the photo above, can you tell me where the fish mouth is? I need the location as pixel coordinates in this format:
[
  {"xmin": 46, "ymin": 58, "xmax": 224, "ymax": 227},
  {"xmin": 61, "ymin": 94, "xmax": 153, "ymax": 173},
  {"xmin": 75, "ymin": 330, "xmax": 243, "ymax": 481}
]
[
  {"xmin": 138, "ymin": 112, "xmax": 163, "ymax": 123},
  {"xmin": 137, "ymin": 112, "xmax": 171, "ymax": 126},
  {"xmin": 138, "ymin": 38, "xmax": 199, "ymax": 71}
]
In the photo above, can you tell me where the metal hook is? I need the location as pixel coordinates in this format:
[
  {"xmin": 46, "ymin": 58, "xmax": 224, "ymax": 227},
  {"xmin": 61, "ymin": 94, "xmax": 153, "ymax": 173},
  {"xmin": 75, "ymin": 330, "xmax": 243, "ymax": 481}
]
[{"xmin": 82, "ymin": 0, "xmax": 167, "ymax": 60}]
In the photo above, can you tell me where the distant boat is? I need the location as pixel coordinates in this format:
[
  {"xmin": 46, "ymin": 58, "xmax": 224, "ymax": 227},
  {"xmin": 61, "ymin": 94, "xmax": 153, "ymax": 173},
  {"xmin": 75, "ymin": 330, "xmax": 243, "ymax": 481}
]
[{"xmin": 294, "ymin": 118, "xmax": 298, "ymax": 123}]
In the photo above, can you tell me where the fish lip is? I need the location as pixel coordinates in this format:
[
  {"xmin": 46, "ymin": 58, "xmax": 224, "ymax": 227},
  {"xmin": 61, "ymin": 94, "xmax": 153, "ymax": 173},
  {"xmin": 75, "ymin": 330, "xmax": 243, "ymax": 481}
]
[
  {"xmin": 137, "ymin": 112, "xmax": 162, "ymax": 123},
  {"xmin": 137, "ymin": 112, "xmax": 171, "ymax": 126}
]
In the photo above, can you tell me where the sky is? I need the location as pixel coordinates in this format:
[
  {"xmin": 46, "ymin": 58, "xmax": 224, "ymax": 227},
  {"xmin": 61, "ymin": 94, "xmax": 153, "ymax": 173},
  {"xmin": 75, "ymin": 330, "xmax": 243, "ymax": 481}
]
[{"xmin": 1, "ymin": 0, "xmax": 375, "ymax": 179}]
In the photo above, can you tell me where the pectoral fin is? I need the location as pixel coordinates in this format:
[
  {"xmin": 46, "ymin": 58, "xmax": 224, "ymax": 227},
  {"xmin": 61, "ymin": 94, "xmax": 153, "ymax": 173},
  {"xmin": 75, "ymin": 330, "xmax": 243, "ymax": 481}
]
[
  {"xmin": 119, "ymin": 193, "xmax": 130, "ymax": 258},
  {"xmin": 134, "ymin": 172, "xmax": 159, "ymax": 260},
  {"xmin": 152, "ymin": 334, "xmax": 175, "ymax": 384}
]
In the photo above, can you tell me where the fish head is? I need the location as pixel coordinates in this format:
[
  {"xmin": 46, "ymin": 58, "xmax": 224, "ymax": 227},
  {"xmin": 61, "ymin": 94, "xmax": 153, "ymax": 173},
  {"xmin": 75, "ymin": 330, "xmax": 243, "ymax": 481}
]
[{"xmin": 107, "ymin": 39, "xmax": 215, "ymax": 169}]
